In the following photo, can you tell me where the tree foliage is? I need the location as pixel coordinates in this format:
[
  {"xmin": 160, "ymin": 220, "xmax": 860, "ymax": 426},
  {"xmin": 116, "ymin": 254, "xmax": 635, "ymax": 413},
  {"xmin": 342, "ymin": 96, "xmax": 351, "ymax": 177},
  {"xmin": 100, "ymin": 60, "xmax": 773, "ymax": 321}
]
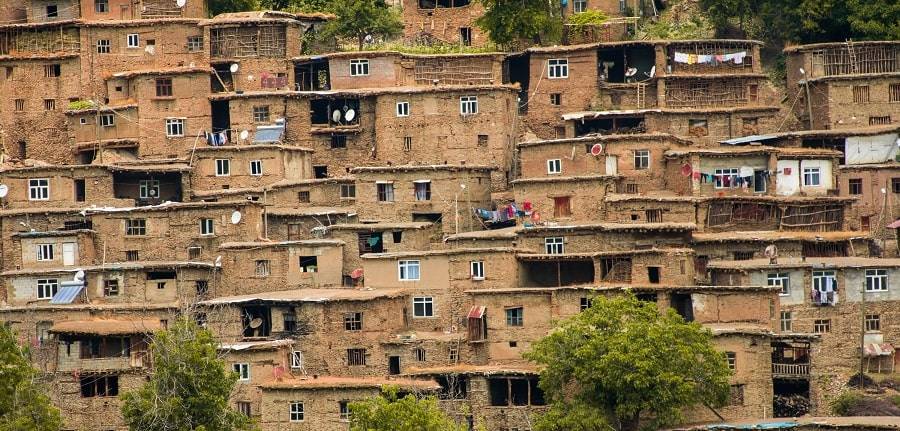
[
  {"xmin": 318, "ymin": 0, "xmax": 403, "ymax": 50},
  {"xmin": 207, "ymin": 0, "xmax": 329, "ymax": 15},
  {"xmin": 208, "ymin": 0, "xmax": 259, "ymax": 16},
  {"xmin": 348, "ymin": 386, "xmax": 466, "ymax": 431},
  {"xmin": 120, "ymin": 319, "xmax": 254, "ymax": 431},
  {"xmin": 526, "ymin": 294, "xmax": 731, "ymax": 431},
  {"xmin": 476, "ymin": 0, "xmax": 563, "ymax": 48},
  {"xmin": 0, "ymin": 325, "xmax": 62, "ymax": 431}
]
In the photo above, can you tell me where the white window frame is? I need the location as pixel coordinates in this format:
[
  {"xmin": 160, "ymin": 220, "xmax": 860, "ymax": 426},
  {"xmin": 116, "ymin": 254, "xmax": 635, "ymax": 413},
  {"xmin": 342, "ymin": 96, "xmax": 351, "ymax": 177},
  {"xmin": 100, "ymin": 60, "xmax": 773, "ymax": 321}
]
[
  {"xmin": 215, "ymin": 159, "xmax": 230, "ymax": 176},
  {"xmin": 99, "ymin": 113, "xmax": 115, "ymax": 127},
  {"xmin": 398, "ymin": 260, "xmax": 420, "ymax": 281},
  {"xmin": 767, "ymin": 272, "xmax": 790, "ymax": 296},
  {"xmin": 165, "ymin": 118, "xmax": 184, "ymax": 137},
  {"xmin": 460, "ymin": 95, "xmax": 478, "ymax": 115},
  {"xmin": 200, "ymin": 218, "xmax": 214, "ymax": 236},
  {"xmin": 126, "ymin": 33, "xmax": 139, "ymax": 48},
  {"xmin": 96, "ymin": 39, "xmax": 110, "ymax": 53},
  {"xmin": 349, "ymin": 59, "xmax": 369, "ymax": 76},
  {"xmin": 139, "ymin": 180, "xmax": 160, "ymax": 199},
  {"xmin": 865, "ymin": 269, "xmax": 888, "ymax": 292},
  {"xmin": 714, "ymin": 168, "xmax": 740, "ymax": 189},
  {"xmin": 547, "ymin": 159, "xmax": 562, "ymax": 174},
  {"xmin": 413, "ymin": 296, "xmax": 434, "ymax": 317},
  {"xmin": 633, "ymin": 149, "xmax": 650, "ymax": 170},
  {"xmin": 803, "ymin": 167, "xmax": 821, "ymax": 186},
  {"xmin": 396, "ymin": 101, "xmax": 410, "ymax": 117},
  {"xmin": 548, "ymin": 59, "xmax": 569, "ymax": 79},
  {"xmin": 573, "ymin": 0, "xmax": 587, "ymax": 13},
  {"xmin": 36, "ymin": 243, "xmax": 54, "ymax": 261},
  {"xmin": 28, "ymin": 178, "xmax": 50, "ymax": 200},
  {"xmin": 36, "ymin": 278, "xmax": 59, "ymax": 300},
  {"xmin": 471, "ymin": 261, "xmax": 485, "ymax": 280},
  {"xmin": 290, "ymin": 402, "xmax": 304, "ymax": 422},
  {"xmin": 376, "ymin": 182, "xmax": 394, "ymax": 202},
  {"xmin": 233, "ymin": 363, "xmax": 250, "ymax": 381},
  {"xmin": 545, "ymin": 237, "xmax": 565, "ymax": 254},
  {"xmin": 249, "ymin": 160, "xmax": 263, "ymax": 176},
  {"xmin": 290, "ymin": 350, "xmax": 303, "ymax": 369}
]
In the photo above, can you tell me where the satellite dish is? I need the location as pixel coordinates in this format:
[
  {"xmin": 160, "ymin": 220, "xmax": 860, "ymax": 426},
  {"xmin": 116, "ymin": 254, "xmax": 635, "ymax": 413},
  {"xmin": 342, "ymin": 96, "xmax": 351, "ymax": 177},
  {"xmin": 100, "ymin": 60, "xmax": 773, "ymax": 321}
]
[
  {"xmin": 648, "ymin": 66, "xmax": 656, "ymax": 78},
  {"xmin": 590, "ymin": 143, "xmax": 603, "ymax": 156},
  {"xmin": 149, "ymin": 189, "xmax": 157, "ymax": 197},
  {"xmin": 0, "ymin": 184, "xmax": 8, "ymax": 198},
  {"xmin": 73, "ymin": 270, "xmax": 85, "ymax": 281},
  {"xmin": 249, "ymin": 318, "xmax": 263, "ymax": 329},
  {"xmin": 231, "ymin": 210, "xmax": 242, "ymax": 224},
  {"xmin": 176, "ymin": 0, "xmax": 186, "ymax": 7},
  {"xmin": 625, "ymin": 68, "xmax": 638, "ymax": 77},
  {"xmin": 331, "ymin": 110, "xmax": 342, "ymax": 123},
  {"xmin": 344, "ymin": 109, "xmax": 356, "ymax": 122},
  {"xmin": 229, "ymin": 63, "xmax": 239, "ymax": 74},
  {"xmin": 239, "ymin": 130, "xmax": 249, "ymax": 140}
]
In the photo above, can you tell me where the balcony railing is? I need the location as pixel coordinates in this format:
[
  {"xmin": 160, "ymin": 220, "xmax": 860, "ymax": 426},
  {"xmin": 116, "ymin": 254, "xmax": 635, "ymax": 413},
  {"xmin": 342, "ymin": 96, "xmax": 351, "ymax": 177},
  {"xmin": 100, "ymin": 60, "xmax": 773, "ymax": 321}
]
[{"xmin": 772, "ymin": 362, "xmax": 809, "ymax": 377}]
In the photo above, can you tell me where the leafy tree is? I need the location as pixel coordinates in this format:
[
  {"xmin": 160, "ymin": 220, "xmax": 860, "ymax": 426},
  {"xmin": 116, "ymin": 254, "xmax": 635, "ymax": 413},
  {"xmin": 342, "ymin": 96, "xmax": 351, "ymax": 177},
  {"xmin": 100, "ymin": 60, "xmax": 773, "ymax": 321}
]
[
  {"xmin": 319, "ymin": 0, "xmax": 403, "ymax": 51},
  {"xmin": 846, "ymin": 0, "xmax": 900, "ymax": 41},
  {"xmin": 349, "ymin": 386, "xmax": 467, "ymax": 431},
  {"xmin": 476, "ymin": 0, "xmax": 563, "ymax": 48},
  {"xmin": 526, "ymin": 294, "xmax": 731, "ymax": 431},
  {"xmin": 0, "ymin": 325, "xmax": 62, "ymax": 431},
  {"xmin": 208, "ymin": 0, "xmax": 259, "ymax": 16},
  {"xmin": 260, "ymin": 0, "xmax": 329, "ymax": 12},
  {"xmin": 120, "ymin": 319, "xmax": 254, "ymax": 431}
]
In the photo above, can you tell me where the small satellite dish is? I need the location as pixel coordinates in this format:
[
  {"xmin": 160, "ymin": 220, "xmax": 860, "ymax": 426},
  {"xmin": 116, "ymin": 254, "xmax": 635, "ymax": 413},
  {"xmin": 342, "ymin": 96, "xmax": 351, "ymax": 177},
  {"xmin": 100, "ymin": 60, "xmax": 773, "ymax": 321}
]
[
  {"xmin": 0, "ymin": 184, "xmax": 8, "ymax": 198},
  {"xmin": 625, "ymin": 67, "xmax": 638, "ymax": 77},
  {"xmin": 590, "ymin": 143, "xmax": 603, "ymax": 156},
  {"xmin": 74, "ymin": 270, "xmax": 85, "ymax": 281},
  {"xmin": 239, "ymin": 130, "xmax": 249, "ymax": 140},
  {"xmin": 332, "ymin": 110, "xmax": 342, "ymax": 123},
  {"xmin": 344, "ymin": 109, "xmax": 356, "ymax": 122},
  {"xmin": 176, "ymin": 0, "xmax": 186, "ymax": 7},
  {"xmin": 247, "ymin": 74, "xmax": 254, "ymax": 81},
  {"xmin": 648, "ymin": 66, "xmax": 656, "ymax": 78},
  {"xmin": 149, "ymin": 189, "xmax": 157, "ymax": 197},
  {"xmin": 231, "ymin": 210, "xmax": 242, "ymax": 224},
  {"xmin": 214, "ymin": 255, "xmax": 223, "ymax": 267},
  {"xmin": 799, "ymin": 67, "xmax": 806, "ymax": 75},
  {"xmin": 249, "ymin": 318, "xmax": 263, "ymax": 329},
  {"xmin": 229, "ymin": 63, "xmax": 239, "ymax": 74}
]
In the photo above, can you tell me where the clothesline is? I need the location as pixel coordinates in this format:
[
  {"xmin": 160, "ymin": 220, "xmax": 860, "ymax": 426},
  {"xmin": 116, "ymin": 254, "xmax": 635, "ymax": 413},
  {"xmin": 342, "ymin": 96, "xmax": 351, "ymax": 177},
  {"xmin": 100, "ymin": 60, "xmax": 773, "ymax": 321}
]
[{"xmin": 673, "ymin": 51, "xmax": 747, "ymax": 65}]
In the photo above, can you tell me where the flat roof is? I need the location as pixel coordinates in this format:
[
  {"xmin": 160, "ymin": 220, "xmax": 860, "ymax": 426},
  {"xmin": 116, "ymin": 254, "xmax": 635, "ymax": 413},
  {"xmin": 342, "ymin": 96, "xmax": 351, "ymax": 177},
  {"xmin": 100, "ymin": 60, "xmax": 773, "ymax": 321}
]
[
  {"xmin": 198, "ymin": 287, "xmax": 406, "ymax": 305},
  {"xmin": 1, "ymin": 261, "xmax": 215, "ymax": 277},
  {"xmin": 326, "ymin": 222, "xmax": 433, "ymax": 231},
  {"xmin": 261, "ymin": 376, "xmax": 439, "ymax": 391},
  {"xmin": 692, "ymin": 231, "xmax": 869, "ymax": 243},
  {"xmin": 517, "ymin": 132, "xmax": 691, "ymax": 148},
  {"xmin": 50, "ymin": 319, "xmax": 162, "ymax": 335},
  {"xmin": 521, "ymin": 222, "xmax": 696, "ymax": 233},
  {"xmin": 111, "ymin": 66, "xmax": 211, "ymax": 79},
  {"xmin": 562, "ymin": 105, "xmax": 779, "ymax": 120},
  {"xmin": 265, "ymin": 207, "xmax": 357, "ymax": 217},
  {"xmin": 445, "ymin": 226, "xmax": 521, "ymax": 241},
  {"xmin": 708, "ymin": 257, "xmax": 900, "ymax": 271},
  {"xmin": 207, "ymin": 84, "xmax": 519, "ymax": 101},
  {"xmin": 192, "ymin": 144, "xmax": 313, "ymax": 153},
  {"xmin": 293, "ymin": 50, "xmax": 505, "ymax": 61},
  {"xmin": 783, "ymin": 40, "xmax": 900, "ymax": 53},
  {"xmin": 219, "ymin": 239, "xmax": 344, "ymax": 249},
  {"xmin": 361, "ymin": 247, "xmax": 520, "ymax": 259},
  {"xmin": 510, "ymin": 174, "xmax": 619, "ymax": 184},
  {"xmin": 403, "ymin": 364, "xmax": 539, "ymax": 376},
  {"xmin": 78, "ymin": 200, "xmax": 260, "ymax": 216},
  {"xmin": 351, "ymin": 164, "xmax": 495, "ymax": 173}
]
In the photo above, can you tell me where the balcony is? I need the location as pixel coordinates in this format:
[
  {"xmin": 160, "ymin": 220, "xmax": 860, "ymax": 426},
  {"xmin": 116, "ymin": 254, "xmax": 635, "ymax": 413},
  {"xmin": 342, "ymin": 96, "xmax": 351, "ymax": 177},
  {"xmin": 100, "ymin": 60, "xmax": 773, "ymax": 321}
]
[{"xmin": 772, "ymin": 362, "xmax": 810, "ymax": 377}]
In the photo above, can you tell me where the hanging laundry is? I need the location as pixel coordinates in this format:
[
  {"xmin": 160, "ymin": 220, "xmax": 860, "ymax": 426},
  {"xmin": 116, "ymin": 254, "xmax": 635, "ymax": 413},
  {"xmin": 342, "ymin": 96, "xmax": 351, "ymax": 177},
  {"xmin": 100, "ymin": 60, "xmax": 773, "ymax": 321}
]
[
  {"xmin": 698, "ymin": 54, "xmax": 713, "ymax": 64},
  {"xmin": 687, "ymin": 54, "xmax": 698, "ymax": 64},
  {"xmin": 506, "ymin": 205, "xmax": 515, "ymax": 218},
  {"xmin": 523, "ymin": 200, "xmax": 533, "ymax": 211},
  {"xmin": 692, "ymin": 171, "xmax": 701, "ymax": 180},
  {"xmin": 673, "ymin": 52, "xmax": 689, "ymax": 63},
  {"xmin": 367, "ymin": 236, "xmax": 381, "ymax": 247}
]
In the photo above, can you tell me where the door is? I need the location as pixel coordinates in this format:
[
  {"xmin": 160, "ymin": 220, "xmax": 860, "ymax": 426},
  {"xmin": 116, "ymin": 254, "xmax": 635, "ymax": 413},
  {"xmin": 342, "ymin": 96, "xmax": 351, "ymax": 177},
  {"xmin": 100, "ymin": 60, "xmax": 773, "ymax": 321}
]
[
  {"xmin": 62, "ymin": 242, "xmax": 76, "ymax": 266},
  {"xmin": 606, "ymin": 155, "xmax": 618, "ymax": 175},
  {"xmin": 753, "ymin": 170, "xmax": 766, "ymax": 193},
  {"xmin": 74, "ymin": 179, "xmax": 86, "ymax": 202},
  {"xmin": 388, "ymin": 356, "xmax": 400, "ymax": 375}
]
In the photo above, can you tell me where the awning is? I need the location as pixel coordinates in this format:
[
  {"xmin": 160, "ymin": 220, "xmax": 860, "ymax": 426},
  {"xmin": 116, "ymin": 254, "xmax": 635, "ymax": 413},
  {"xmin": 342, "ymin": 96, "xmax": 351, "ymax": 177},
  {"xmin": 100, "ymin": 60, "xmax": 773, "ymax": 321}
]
[
  {"xmin": 864, "ymin": 343, "xmax": 895, "ymax": 357},
  {"xmin": 467, "ymin": 305, "xmax": 486, "ymax": 319},
  {"xmin": 49, "ymin": 281, "xmax": 85, "ymax": 304},
  {"xmin": 887, "ymin": 219, "xmax": 900, "ymax": 229}
]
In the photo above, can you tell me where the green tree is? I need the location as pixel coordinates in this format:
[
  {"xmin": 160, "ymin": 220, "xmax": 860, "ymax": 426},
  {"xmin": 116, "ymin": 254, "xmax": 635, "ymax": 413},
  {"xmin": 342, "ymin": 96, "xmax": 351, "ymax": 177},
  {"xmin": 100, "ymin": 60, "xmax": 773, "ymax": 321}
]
[
  {"xmin": 0, "ymin": 325, "xmax": 62, "ymax": 431},
  {"xmin": 320, "ymin": 0, "xmax": 403, "ymax": 51},
  {"xmin": 526, "ymin": 294, "xmax": 732, "ymax": 431},
  {"xmin": 120, "ymin": 319, "xmax": 254, "ymax": 431},
  {"xmin": 260, "ymin": 0, "xmax": 329, "ymax": 12},
  {"xmin": 846, "ymin": 0, "xmax": 900, "ymax": 41},
  {"xmin": 476, "ymin": 0, "xmax": 563, "ymax": 48},
  {"xmin": 208, "ymin": 0, "xmax": 259, "ymax": 16},
  {"xmin": 348, "ymin": 386, "xmax": 466, "ymax": 431}
]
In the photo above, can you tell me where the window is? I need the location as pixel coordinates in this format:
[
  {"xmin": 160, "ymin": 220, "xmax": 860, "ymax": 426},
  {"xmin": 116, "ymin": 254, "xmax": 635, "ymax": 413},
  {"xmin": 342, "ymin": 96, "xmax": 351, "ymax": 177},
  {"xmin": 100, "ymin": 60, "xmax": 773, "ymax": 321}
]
[
  {"xmin": 297, "ymin": 191, "xmax": 310, "ymax": 203},
  {"xmin": 812, "ymin": 270, "xmax": 837, "ymax": 305},
  {"xmin": 156, "ymin": 78, "xmax": 173, "ymax": 97},
  {"xmin": 549, "ymin": 93, "xmax": 562, "ymax": 106},
  {"xmin": 125, "ymin": 219, "xmax": 146, "ymax": 236},
  {"xmin": 247, "ymin": 105, "xmax": 270, "ymax": 124},
  {"xmin": 44, "ymin": 99, "xmax": 56, "ymax": 111},
  {"xmin": 125, "ymin": 250, "xmax": 139, "ymax": 261},
  {"xmin": 471, "ymin": 261, "xmax": 485, "ymax": 280},
  {"xmin": 865, "ymin": 269, "xmax": 888, "ymax": 292},
  {"xmin": 413, "ymin": 181, "xmax": 431, "ymax": 201},
  {"xmin": 138, "ymin": 180, "xmax": 160, "ymax": 199},
  {"xmin": 865, "ymin": 314, "xmax": 881, "ymax": 332},
  {"xmin": 414, "ymin": 347, "xmax": 426, "ymax": 362},
  {"xmin": 200, "ymin": 219, "xmax": 214, "ymax": 236},
  {"xmin": 104, "ymin": 279, "xmax": 120, "ymax": 296},
  {"xmin": 714, "ymin": 168, "xmax": 739, "ymax": 189},
  {"xmin": 402, "ymin": 136, "xmax": 412, "ymax": 151},
  {"xmin": 396, "ymin": 101, "xmax": 410, "ymax": 117},
  {"xmin": 165, "ymin": 119, "xmax": 184, "ymax": 137},
  {"xmin": 289, "ymin": 402, "xmax": 304, "ymax": 422},
  {"xmin": 573, "ymin": 0, "xmax": 587, "ymax": 12},
  {"xmin": 339, "ymin": 401, "xmax": 350, "ymax": 421},
  {"xmin": 506, "ymin": 307, "xmax": 523, "ymax": 326},
  {"xmin": 633, "ymin": 150, "xmax": 650, "ymax": 170},
  {"xmin": 187, "ymin": 36, "xmax": 203, "ymax": 52},
  {"xmin": 645, "ymin": 209, "xmax": 662, "ymax": 223},
  {"xmin": 413, "ymin": 296, "xmax": 433, "ymax": 317},
  {"xmin": 548, "ymin": 59, "xmax": 569, "ymax": 79},
  {"xmin": 44, "ymin": 64, "xmax": 61, "ymax": 77},
  {"xmin": 249, "ymin": 160, "xmax": 262, "ymax": 176},
  {"xmin": 768, "ymin": 273, "xmax": 790, "ymax": 296},
  {"xmin": 14, "ymin": 99, "xmax": 25, "ymax": 112},
  {"xmin": 460, "ymin": 96, "xmax": 478, "ymax": 115},
  {"xmin": 46, "ymin": 5, "xmax": 58, "ymax": 17},
  {"xmin": 547, "ymin": 159, "xmax": 562, "ymax": 174},
  {"xmin": 893, "ymin": 178, "xmax": 900, "ymax": 194},
  {"xmin": 377, "ymin": 182, "xmax": 394, "ymax": 202},
  {"xmin": 813, "ymin": 319, "xmax": 831, "ymax": 333},
  {"xmin": 725, "ymin": 352, "xmax": 736, "ymax": 370},
  {"xmin": 329, "ymin": 134, "xmax": 347, "ymax": 149},
  {"xmin": 80, "ymin": 375, "xmax": 117, "ymax": 397},
  {"xmin": 233, "ymin": 363, "xmax": 250, "ymax": 381},
  {"xmin": 802, "ymin": 167, "xmax": 821, "ymax": 186},
  {"xmin": 890, "ymin": 83, "xmax": 900, "ymax": 103},
  {"xmin": 344, "ymin": 312, "xmax": 363, "ymax": 331},
  {"xmin": 28, "ymin": 179, "xmax": 50, "ymax": 200},
  {"xmin": 36, "ymin": 244, "xmax": 54, "ymax": 261},
  {"xmin": 544, "ymin": 237, "xmax": 564, "ymax": 254},
  {"xmin": 870, "ymin": 116, "xmax": 891, "ymax": 126},
  {"xmin": 478, "ymin": 135, "xmax": 489, "ymax": 146},
  {"xmin": 728, "ymin": 385, "xmax": 744, "ymax": 406},
  {"xmin": 255, "ymin": 260, "xmax": 270, "ymax": 276},
  {"xmin": 299, "ymin": 256, "xmax": 317, "ymax": 272},
  {"xmin": 780, "ymin": 311, "xmax": 792, "ymax": 332},
  {"xmin": 580, "ymin": 297, "xmax": 592, "ymax": 311},
  {"xmin": 95, "ymin": 112, "xmax": 116, "ymax": 127},
  {"xmin": 849, "ymin": 178, "xmax": 862, "ymax": 195},
  {"xmin": 290, "ymin": 351, "xmax": 303, "ymax": 369},
  {"xmin": 126, "ymin": 33, "xmax": 139, "ymax": 48},
  {"xmin": 852, "ymin": 85, "xmax": 870, "ymax": 103},
  {"xmin": 347, "ymin": 348, "xmax": 366, "ymax": 366},
  {"xmin": 688, "ymin": 119, "xmax": 709, "ymax": 136},
  {"xmin": 215, "ymin": 159, "xmax": 230, "ymax": 176},
  {"xmin": 553, "ymin": 196, "xmax": 571, "ymax": 218},
  {"xmin": 459, "ymin": 27, "xmax": 472, "ymax": 46},
  {"xmin": 236, "ymin": 402, "xmax": 251, "ymax": 416},
  {"xmin": 399, "ymin": 260, "xmax": 420, "ymax": 281},
  {"xmin": 95, "ymin": 0, "xmax": 109, "ymax": 12},
  {"xmin": 189, "ymin": 246, "xmax": 202, "ymax": 260},
  {"xmin": 36, "ymin": 279, "xmax": 58, "ymax": 299},
  {"xmin": 350, "ymin": 59, "xmax": 369, "ymax": 76},
  {"xmin": 340, "ymin": 184, "xmax": 356, "ymax": 199}
]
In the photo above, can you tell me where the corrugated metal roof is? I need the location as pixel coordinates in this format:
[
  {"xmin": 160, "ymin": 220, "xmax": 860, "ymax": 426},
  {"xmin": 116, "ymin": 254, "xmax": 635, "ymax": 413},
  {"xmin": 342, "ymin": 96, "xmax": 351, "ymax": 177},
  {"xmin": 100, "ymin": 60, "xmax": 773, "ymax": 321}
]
[{"xmin": 49, "ymin": 282, "xmax": 84, "ymax": 304}]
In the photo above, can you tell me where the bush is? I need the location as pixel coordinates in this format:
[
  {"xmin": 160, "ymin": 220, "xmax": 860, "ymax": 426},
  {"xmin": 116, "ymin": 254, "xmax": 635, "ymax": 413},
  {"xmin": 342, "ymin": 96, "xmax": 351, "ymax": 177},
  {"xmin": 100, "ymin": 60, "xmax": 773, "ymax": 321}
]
[
  {"xmin": 567, "ymin": 10, "xmax": 608, "ymax": 26},
  {"xmin": 67, "ymin": 100, "xmax": 95, "ymax": 111},
  {"xmin": 831, "ymin": 391, "xmax": 862, "ymax": 416}
]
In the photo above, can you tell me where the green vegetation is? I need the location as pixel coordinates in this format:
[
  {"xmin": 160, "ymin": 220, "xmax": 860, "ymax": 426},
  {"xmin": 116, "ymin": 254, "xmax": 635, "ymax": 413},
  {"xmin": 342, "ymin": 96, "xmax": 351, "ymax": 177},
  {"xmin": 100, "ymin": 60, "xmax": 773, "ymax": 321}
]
[
  {"xmin": 353, "ymin": 41, "xmax": 500, "ymax": 54},
  {"xmin": 0, "ymin": 325, "xmax": 62, "ymax": 431},
  {"xmin": 120, "ymin": 319, "xmax": 255, "ymax": 431},
  {"xmin": 319, "ymin": 0, "xmax": 403, "ymax": 51},
  {"xmin": 567, "ymin": 10, "xmax": 608, "ymax": 27},
  {"xmin": 208, "ymin": 0, "xmax": 259, "ymax": 16},
  {"xmin": 348, "ymin": 386, "xmax": 467, "ymax": 431},
  {"xmin": 526, "ymin": 294, "xmax": 732, "ymax": 431},
  {"xmin": 67, "ymin": 100, "xmax": 96, "ymax": 111},
  {"xmin": 830, "ymin": 390, "xmax": 862, "ymax": 416},
  {"xmin": 476, "ymin": 0, "xmax": 563, "ymax": 48}
]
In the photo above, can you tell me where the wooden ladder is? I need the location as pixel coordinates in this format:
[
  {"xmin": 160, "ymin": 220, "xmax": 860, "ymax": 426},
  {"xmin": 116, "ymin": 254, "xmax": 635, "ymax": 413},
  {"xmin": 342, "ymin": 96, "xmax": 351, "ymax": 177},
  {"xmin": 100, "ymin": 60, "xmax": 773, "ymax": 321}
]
[
  {"xmin": 847, "ymin": 39, "xmax": 860, "ymax": 74},
  {"xmin": 636, "ymin": 82, "xmax": 647, "ymax": 109}
]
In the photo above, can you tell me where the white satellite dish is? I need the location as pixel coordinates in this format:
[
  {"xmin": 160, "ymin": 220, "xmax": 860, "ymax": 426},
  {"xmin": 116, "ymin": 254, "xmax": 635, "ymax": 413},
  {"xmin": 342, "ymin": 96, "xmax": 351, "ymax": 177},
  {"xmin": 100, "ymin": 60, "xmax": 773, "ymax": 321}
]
[
  {"xmin": 344, "ymin": 109, "xmax": 356, "ymax": 122},
  {"xmin": 229, "ymin": 63, "xmax": 239, "ymax": 74},
  {"xmin": 231, "ymin": 210, "xmax": 242, "ymax": 224},
  {"xmin": 239, "ymin": 130, "xmax": 249, "ymax": 140},
  {"xmin": 648, "ymin": 66, "xmax": 656, "ymax": 78},
  {"xmin": 331, "ymin": 110, "xmax": 342, "ymax": 123},
  {"xmin": 625, "ymin": 67, "xmax": 638, "ymax": 77},
  {"xmin": 73, "ymin": 270, "xmax": 85, "ymax": 281},
  {"xmin": 176, "ymin": 0, "xmax": 186, "ymax": 7},
  {"xmin": 0, "ymin": 184, "xmax": 8, "ymax": 198}
]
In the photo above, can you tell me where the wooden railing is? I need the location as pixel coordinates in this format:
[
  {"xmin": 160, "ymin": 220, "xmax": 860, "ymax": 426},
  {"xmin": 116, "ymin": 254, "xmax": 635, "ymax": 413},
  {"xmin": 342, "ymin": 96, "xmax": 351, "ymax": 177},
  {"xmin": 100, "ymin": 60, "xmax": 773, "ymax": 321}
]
[{"xmin": 772, "ymin": 363, "xmax": 809, "ymax": 376}]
